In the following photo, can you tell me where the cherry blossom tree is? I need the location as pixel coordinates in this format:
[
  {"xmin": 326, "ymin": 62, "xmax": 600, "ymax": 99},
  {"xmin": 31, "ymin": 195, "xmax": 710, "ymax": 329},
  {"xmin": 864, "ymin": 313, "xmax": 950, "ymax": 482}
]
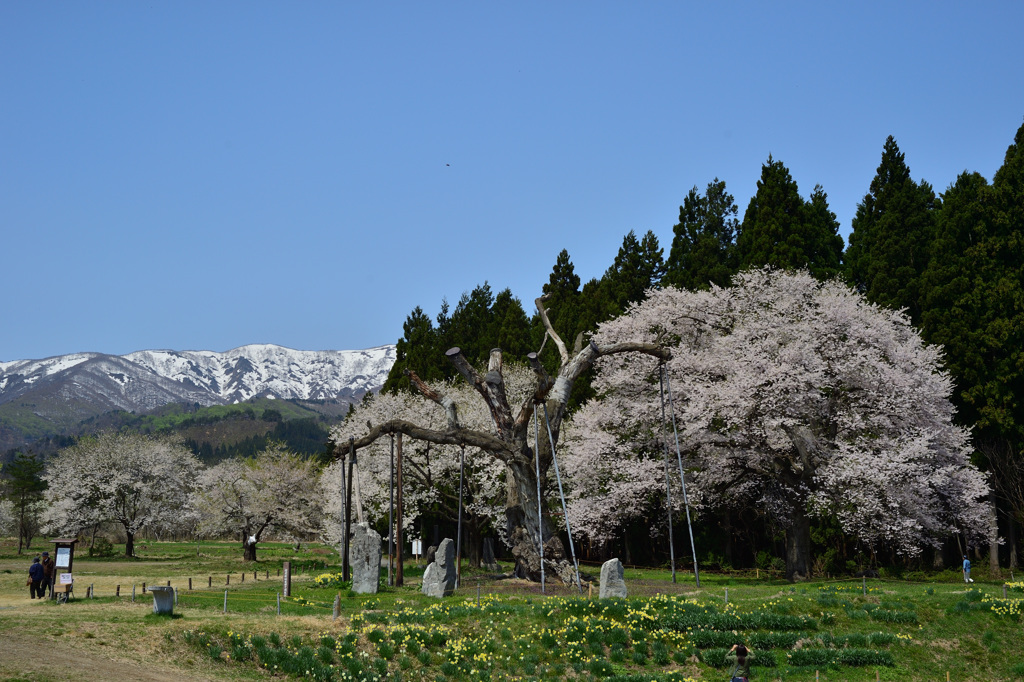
[
  {"xmin": 324, "ymin": 367, "xmax": 535, "ymax": 564},
  {"xmin": 565, "ymin": 269, "xmax": 992, "ymax": 580},
  {"xmin": 338, "ymin": 293, "xmax": 669, "ymax": 581},
  {"xmin": 193, "ymin": 442, "xmax": 322, "ymax": 561},
  {"xmin": 0, "ymin": 499, "xmax": 15, "ymax": 536},
  {"xmin": 42, "ymin": 432, "xmax": 200, "ymax": 556}
]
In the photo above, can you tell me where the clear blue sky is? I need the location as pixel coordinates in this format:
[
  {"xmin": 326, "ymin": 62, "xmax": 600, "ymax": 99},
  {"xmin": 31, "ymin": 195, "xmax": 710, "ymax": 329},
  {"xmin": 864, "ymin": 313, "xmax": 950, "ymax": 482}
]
[{"xmin": 3, "ymin": 2, "xmax": 1022, "ymax": 362}]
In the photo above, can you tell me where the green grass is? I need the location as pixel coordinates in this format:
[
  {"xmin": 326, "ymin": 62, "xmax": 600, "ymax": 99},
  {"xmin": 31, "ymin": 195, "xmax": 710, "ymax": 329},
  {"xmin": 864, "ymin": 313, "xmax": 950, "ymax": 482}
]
[{"xmin": 2, "ymin": 537, "xmax": 1024, "ymax": 681}]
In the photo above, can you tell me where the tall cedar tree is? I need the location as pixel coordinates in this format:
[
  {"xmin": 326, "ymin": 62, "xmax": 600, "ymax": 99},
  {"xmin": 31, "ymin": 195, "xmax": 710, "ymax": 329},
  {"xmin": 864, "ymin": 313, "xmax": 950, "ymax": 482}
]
[
  {"xmin": 736, "ymin": 156, "xmax": 844, "ymax": 279},
  {"xmin": 383, "ymin": 286, "xmax": 532, "ymax": 393},
  {"xmin": 4, "ymin": 452, "xmax": 47, "ymax": 553},
  {"xmin": 600, "ymin": 230, "xmax": 666, "ymax": 317},
  {"xmin": 665, "ymin": 179, "xmax": 739, "ymax": 289},
  {"xmin": 845, "ymin": 136, "xmax": 938, "ymax": 324},
  {"xmin": 382, "ymin": 306, "xmax": 440, "ymax": 393},
  {"xmin": 923, "ymin": 123, "xmax": 1024, "ymax": 446}
]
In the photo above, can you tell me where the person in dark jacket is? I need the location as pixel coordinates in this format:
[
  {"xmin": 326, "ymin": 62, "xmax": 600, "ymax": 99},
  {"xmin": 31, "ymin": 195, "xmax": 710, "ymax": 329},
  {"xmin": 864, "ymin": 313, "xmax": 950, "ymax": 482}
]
[
  {"xmin": 28, "ymin": 557, "xmax": 45, "ymax": 599},
  {"xmin": 41, "ymin": 551, "xmax": 55, "ymax": 597}
]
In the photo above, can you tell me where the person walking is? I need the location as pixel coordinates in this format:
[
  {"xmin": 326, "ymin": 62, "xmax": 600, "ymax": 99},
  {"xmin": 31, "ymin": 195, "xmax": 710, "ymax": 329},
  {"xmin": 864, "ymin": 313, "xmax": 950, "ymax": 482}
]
[
  {"xmin": 41, "ymin": 551, "xmax": 55, "ymax": 598},
  {"xmin": 963, "ymin": 555, "xmax": 973, "ymax": 583},
  {"xmin": 725, "ymin": 643, "xmax": 754, "ymax": 682},
  {"xmin": 28, "ymin": 557, "xmax": 45, "ymax": 599}
]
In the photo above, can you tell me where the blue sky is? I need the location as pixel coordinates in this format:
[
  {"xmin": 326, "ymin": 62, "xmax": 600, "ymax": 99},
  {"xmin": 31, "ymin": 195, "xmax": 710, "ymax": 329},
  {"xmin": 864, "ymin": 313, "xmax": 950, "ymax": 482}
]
[{"xmin": 3, "ymin": 2, "xmax": 1023, "ymax": 362}]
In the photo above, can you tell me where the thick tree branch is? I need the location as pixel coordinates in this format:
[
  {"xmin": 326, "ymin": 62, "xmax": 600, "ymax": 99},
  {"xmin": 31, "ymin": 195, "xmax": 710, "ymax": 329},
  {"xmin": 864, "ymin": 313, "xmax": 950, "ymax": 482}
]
[
  {"xmin": 346, "ymin": 419, "xmax": 513, "ymax": 461},
  {"xmin": 446, "ymin": 347, "xmax": 515, "ymax": 437},
  {"xmin": 406, "ymin": 369, "xmax": 459, "ymax": 428},
  {"xmin": 535, "ymin": 294, "xmax": 569, "ymax": 365}
]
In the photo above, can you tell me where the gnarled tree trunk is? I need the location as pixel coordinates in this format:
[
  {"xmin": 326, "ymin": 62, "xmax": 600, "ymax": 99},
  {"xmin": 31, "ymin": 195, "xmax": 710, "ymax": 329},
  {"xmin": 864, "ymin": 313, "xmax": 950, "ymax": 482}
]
[{"xmin": 343, "ymin": 294, "xmax": 670, "ymax": 582}]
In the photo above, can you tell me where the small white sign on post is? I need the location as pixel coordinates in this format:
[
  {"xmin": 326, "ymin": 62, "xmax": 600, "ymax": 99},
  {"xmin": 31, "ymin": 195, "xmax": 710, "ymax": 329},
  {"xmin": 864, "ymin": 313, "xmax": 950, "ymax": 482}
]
[
  {"xmin": 412, "ymin": 539, "xmax": 422, "ymax": 556},
  {"xmin": 59, "ymin": 573, "xmax": 73, "ymax": 585}
]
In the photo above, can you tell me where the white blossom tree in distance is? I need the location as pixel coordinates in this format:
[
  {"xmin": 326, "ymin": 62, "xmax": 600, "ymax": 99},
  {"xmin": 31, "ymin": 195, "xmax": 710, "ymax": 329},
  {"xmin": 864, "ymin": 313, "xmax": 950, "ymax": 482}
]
[
  {"xmin": 193, "ymin": 442, "xmax": 322, "ymax": 561},
  {"xmin": 565, "ymin": 269, "xmax": 992, "ymax": 580},
  {"xmin": 43, "ymin": 432, "xmax": 200, "ymax": 557}
]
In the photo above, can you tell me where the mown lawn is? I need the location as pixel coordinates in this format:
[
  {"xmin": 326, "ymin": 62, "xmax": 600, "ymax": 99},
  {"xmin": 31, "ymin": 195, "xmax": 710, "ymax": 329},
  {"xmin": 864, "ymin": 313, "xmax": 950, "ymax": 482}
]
[{"xmin": 1, "ymin": 538, "xmax": 1022, "ymax": 681}]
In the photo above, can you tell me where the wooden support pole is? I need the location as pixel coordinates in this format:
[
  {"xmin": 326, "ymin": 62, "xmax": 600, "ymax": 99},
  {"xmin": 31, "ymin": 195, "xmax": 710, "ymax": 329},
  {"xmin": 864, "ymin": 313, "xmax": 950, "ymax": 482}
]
[
  {"xmin": 188, "ymin": 578, "xmax": 192, "ymax": 590},
  {"xmin": 396, "ymin": 433, "xmax": 405, "ymax": 587},
  {"xmin": 208, "ymin": 576, "xmax": 212, "ymax": 587},
  {"xmin": 116, "ymin": 584, "xmax": 120, "ymax": 596},
  {"xmin": 142, "ymin": 582, "xmax": 147, "ymax": 593}
]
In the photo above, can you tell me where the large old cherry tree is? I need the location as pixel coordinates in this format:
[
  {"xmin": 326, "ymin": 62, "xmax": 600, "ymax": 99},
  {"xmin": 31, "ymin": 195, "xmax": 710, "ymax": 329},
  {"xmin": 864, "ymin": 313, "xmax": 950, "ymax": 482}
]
[
  {"xmin": 564, "ymin": 269, "xmax": 992, "ymax": 580},
  {"xmin": 333, "ymin": 294, "xmax": 669, "ymax": 581}
]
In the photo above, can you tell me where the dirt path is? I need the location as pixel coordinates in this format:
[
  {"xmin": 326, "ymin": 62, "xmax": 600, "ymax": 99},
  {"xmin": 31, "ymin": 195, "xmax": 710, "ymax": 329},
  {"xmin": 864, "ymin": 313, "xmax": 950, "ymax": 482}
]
[{"xmin": 0, "ymin": 628, "xmax": 220, "ymax": 682}]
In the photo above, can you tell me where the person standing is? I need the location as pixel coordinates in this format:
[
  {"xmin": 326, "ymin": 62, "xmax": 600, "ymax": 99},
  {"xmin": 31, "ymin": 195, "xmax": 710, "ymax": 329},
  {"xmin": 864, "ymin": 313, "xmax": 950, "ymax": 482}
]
[
  {"xmin": 725, "ymin": 643, "xmax": 754, "ymax": 682},
  {"xmin": 28, "ymin": 557, "xmax": 45, "ymax": 599},
  {"xmin": 963, "ymin": 555, "xmax": 973, "ymax": 583},
  {"xmin": 40, "ymin": 551, "xmax": 55, "ymax": 597}
]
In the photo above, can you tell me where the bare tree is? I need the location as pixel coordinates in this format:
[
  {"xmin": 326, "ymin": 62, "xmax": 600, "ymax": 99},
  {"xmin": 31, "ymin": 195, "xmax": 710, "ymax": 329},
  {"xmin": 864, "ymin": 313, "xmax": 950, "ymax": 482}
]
[
  {"xmin": 984, "ymin": 437, "xmax": 1024, "ymax": 570},
  {"xmin": 340, "ymin": 294, "xmax": 669, "ymax": 581}
]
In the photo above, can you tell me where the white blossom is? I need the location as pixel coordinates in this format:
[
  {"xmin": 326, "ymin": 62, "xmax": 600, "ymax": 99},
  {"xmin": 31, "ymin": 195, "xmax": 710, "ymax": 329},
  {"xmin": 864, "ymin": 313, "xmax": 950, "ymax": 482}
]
[
  {"xmin": 564, "ymin": 269, "xmax": 991, "ymax": 563},
  {"xmin": 42, "ymin": 432, "xmax": 200, "ymax": 555}
]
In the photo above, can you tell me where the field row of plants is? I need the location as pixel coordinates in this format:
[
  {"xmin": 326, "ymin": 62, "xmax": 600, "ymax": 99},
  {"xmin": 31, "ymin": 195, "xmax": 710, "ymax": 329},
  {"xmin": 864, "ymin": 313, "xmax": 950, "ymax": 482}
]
[{"xmin": 162, "ymin": 577, "xmax": 1024, "ymax": 682}]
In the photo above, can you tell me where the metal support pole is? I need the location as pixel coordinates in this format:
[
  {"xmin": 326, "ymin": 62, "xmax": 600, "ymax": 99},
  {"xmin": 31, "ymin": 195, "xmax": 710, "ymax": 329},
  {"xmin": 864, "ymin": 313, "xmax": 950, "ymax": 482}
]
[
  {"xmin": 456, "ymin": 445, "xmax": 465, "ymax": 589},
  {"xmin": 388, "ymin": 434, "xmax": 395, "ymax": 587},
  {"xmin": 665, "ymin": 368, "xmax": 701, "ymax": 587},
  {"xmin": 343, "ymin": 438, "xmax": 355, "ymax": 581},
  {"xmin": 542, "ymin": 403, "xmax": 583, "ymax": 593},
  {"xmin": 533, "ymin": 404, "xmax": 545, "ymax": 593},
  {"xmin": 660, "ymin": 364, "xmax": 677, "ymax": 583}
]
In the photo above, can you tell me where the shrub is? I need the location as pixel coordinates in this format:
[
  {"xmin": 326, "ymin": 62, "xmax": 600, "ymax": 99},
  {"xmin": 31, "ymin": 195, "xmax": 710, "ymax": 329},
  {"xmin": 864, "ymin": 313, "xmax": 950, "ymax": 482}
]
[
  {"xmin": 835, "ymin": 648, "xmax": 895, "ymax": 666},
  {"xmin": 870, "ymin": 609, "xmax": 918, "ymax": 624},
  {"xmin": 88, "ymin": 536, "xmax": 115, "ymax": 557},
  {"xmin": 788, "ymin": 649, "xmax": 833, "ymax": 666}
]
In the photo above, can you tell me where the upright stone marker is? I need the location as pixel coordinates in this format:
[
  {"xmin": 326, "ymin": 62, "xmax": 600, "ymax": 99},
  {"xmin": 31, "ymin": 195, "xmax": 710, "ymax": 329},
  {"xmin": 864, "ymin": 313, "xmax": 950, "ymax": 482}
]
[
  {"xmin": 421, "ymin": 538, "xmax": 457, "ymax": 597},
  {"xmin": 351, "ymin": 522, "xmax": 382, "ymax": 594},
  {"xmin": 600, "ymin": 558, "xmax": 627, "ymax": 598}
]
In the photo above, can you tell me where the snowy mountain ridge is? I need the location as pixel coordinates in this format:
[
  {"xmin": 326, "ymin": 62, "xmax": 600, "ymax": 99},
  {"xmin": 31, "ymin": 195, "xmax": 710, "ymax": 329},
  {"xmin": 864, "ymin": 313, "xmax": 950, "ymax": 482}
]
[{"xmin": 0, "ymin": 344, "xmax": 397, "ymax": 410}]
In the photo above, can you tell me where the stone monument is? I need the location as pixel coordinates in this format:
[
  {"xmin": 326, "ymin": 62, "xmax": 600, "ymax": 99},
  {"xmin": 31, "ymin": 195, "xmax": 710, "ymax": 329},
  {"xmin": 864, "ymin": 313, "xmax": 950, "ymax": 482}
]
[
  {"xmin": 421, "ymin": 538, "xmax": 457, "ymax": 597},
  {"xmin": 599, "ymin": 558, "xmax": 627, "ymax": 598},
  {"xmin": 351, "ymin": 522, "xmax": 382, "ymax": 594}
]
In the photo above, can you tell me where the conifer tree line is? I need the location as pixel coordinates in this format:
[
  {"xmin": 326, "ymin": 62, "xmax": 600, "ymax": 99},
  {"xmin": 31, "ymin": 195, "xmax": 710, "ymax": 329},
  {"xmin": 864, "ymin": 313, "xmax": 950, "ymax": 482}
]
[{"xmin": 381, "ymin": 119, "xmax": 1024, "ymax": 572}]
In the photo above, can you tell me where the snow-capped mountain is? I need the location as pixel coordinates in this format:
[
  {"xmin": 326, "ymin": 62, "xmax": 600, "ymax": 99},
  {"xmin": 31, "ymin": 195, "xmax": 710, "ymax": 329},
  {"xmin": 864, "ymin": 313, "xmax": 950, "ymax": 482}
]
[{"xmin": 0, "ymin": 344, "xmax": 396, "ymax": 445}]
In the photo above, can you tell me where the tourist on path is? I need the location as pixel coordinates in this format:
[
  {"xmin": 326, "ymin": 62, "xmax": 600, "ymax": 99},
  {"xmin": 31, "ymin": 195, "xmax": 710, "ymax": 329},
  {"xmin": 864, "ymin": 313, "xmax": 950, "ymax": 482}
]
[
  {"xmin": 963, "ymin": 555, "xmax": 973, "ymax": 583},
  {"xmin": 28, "ymin": 557, "xmax": 45, "ymax": 599}
]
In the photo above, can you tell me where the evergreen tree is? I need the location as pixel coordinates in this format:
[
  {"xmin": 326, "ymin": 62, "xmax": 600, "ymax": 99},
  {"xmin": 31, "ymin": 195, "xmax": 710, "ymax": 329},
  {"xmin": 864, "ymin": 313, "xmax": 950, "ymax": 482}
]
[
  {"xmin": 665, "ymin": 179, "xmax": 739, "ymax": 290},
  {"xmin": 448, "ymin": 283, "xmax": 497, "ymax": 366},
  {"xmin": 737, "ymin": 156, "xmax": 843, "ymax": 278},
  {"xmin": 845, "ymin": 136, "xmax": 938, "ymax": 324},
  {"xmin": 803, "ymin": 184, "xmax": 845, "ymax": 280},
  {"xmin": 534, "ymin": 249, "xmax": 583, "ymax": 356},
  {"xmin": 3, "ymin": 452, "xmax": 47, "ymax": 554},
  {"xmin": 382, "ymin": 306, "xmax": 440, "ymax": 393},
  {"xmin": 601, "ymin": 230, "xmax": 666, "ymax": 316},
  {"xmin": 490, "ymin": 288, "xmax": 533, "ymax": 363}
]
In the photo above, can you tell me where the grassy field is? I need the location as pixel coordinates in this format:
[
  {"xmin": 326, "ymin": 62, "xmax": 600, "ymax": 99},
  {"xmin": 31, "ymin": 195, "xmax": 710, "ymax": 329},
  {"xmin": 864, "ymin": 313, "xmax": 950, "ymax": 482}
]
[{"xmin": 1, "ymin": 538, "xmax": 1023, "ymax": 681}]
